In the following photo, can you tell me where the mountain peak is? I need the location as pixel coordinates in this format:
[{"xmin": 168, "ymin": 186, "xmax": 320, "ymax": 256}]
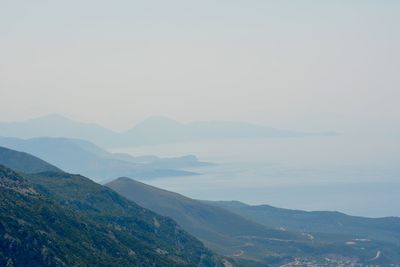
[{"xmin": 114, "ymin": 176, "xmax": 135, "ymax": 183}]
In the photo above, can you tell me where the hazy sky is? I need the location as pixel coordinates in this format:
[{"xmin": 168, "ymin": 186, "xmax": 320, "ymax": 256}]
[{"xmin": 1, "ymin": 0, "xmax": 399, "ymax": 133}]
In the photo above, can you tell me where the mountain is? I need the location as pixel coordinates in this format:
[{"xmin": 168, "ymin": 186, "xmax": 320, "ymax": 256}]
[
  {"xmin": 0, "ymin": 137, "xmax": 209, "ymax": 182},
  {"xmin": 122, "ymin": 116, "xmax": 310, "ymax": 146},
  {"xmin": 0, "ymin": 151, "xmax": 228, "ymax": 266},
  {"xmin": 206, "ymin": 201, "xmax": 400, "ymax": 245},
  {"xmin": 0, "ymin": 146, "xmax": 62, "ymax": 174},
  {"xmin": 106, "ymin": 177, "xmax": 399, "ymax": 266},
  {"xmin": 106, "ymin": 177, "xmax": 301, "ymax": 251},
  {"xmin": 0, "ymin": 115, "xmax": 337, "ymax": 148},
  {"xmin": 1, "ymin": 145, "xmax": 399, "ymax": 266},
  {"xmin": 0, "ymin": 114, "xmax": 116, "ymax": 146}
]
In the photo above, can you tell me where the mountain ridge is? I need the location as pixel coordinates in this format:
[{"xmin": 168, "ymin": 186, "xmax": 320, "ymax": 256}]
[
  {"xmin": 0, "ymin": 146, "xmax": 62, "ymax": 174},
  {"xmin": 206, "ymin": 200, "xmax": 400, "ymax": 244},
  {"xmin": 0, "ymin": 150, "xmax": 229, "ymax": 267},
  {"xmin": 0, "ymin": 137, "xmax": 207, "ymax": 182},
  {"xmin": 0, "ymin": 114, "xmax": 338, "ymax": 148},
  {"xmin": 106, "ymin": 177, "xmax": 399, "ymax": 265}
]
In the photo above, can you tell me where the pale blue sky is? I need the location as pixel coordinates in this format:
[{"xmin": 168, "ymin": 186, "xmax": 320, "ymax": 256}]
[{"xmin": 0, "ymin": 1, "xmax": 399, "ymax": 133}]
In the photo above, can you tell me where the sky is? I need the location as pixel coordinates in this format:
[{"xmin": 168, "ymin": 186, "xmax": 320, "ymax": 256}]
[{"xmin": 1, "ymin": 0, "xmax": 399, "ymax": 133}]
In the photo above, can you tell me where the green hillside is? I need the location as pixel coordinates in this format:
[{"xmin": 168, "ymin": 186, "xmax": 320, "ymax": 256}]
[
  {"xmin": 0, "ymin": 164, "xmax": 227, "ymax": 267},
  {"xmin": 106, "ymin": 177, "xmax": 300, "ymax": 253},
  {"xmin": 107, "ymin": 177, "xmax": 400, "ymax": 265},
  {"xmin": 207, "ymin": 201, "xmax": 400, "ymax": 245}
]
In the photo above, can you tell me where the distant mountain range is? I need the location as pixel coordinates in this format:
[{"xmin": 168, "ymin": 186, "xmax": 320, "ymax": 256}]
[
  {"xmin": 0, "ymin": 137, "xmax": 211, "ymax": 182},
  {"xmin": 0, "ymin": 114, "xmax": 337, "ymax": 147},
  {"xmin": 107, "ymin": 177, "xmax": 400, "ymax": 266},
  {"xmin": 0, "ymin": 148, "xmax": 228, "ymax": 266}
]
